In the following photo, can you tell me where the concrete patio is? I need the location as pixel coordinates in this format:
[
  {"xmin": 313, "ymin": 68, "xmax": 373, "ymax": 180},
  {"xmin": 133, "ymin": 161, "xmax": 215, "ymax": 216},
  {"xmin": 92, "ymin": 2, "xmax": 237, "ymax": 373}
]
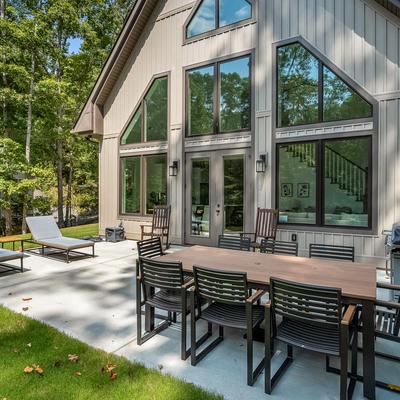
[{"xmin": 0, "ymin": 240, "xmax": 398, "ymax": 400}]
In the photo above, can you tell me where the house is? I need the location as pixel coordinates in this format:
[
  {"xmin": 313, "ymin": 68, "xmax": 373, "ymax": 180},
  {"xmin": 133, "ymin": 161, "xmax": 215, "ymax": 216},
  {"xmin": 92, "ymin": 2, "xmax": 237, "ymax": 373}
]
[{"xmin": 73, "ymin": 0, "xmax": 400, "ymax": 261}]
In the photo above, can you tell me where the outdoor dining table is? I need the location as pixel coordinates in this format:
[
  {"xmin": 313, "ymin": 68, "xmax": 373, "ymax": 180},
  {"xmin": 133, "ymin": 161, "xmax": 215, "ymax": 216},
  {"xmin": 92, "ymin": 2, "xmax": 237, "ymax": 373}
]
[{"xmin": 153, "ymin": 245, "xmax": 377, "ymax": 400}]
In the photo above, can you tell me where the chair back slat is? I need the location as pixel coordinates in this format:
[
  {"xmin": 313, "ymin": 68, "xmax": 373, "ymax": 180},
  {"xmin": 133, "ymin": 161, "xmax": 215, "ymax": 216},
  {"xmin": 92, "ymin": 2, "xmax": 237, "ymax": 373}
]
[
  {"xmin": 309, "ymin": 244, "xmax": 355, "ymax": 262},
  {"xmin": 218, "ymin": 235, "xmax": 251, "ymax": 251},
  {"xmin": 152, "ymin": 205, "xmax": 171, "ymax": 232},
  {"xmin": 260, "ymin": 239, "xmax": 298, "ymax": 256},
  {"xmin": 193, "ymin": 265, "xmax": 247, "ymax": 305},
  {"xmin": 270, "ymin": 278, "xmax": 342, "ymax": 327},
  {"xmin": 137, "ymin": 237, "xmax": 163, "ymax": 258},
  {"xmin": 395, "ymin": 296, "xmax": 400, "ymax": 336},
  {"xmin": 139, "ymin": 257, "xmax": 183, "ymax": 291},
  {"xmin": 255, "ymin": 208, "xmax": 278, "ymax": 241}
]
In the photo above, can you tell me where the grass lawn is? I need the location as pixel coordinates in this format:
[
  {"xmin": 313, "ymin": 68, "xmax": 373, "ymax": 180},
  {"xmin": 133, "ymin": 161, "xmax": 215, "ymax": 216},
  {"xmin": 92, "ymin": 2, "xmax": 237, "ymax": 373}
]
[
  {"xmin": 0, "ymin": 306, "xmax": 221, "ymax": 400},
  {"xmin": 1, "ymin": 224, "xmax": 99, "ymax": 251}
]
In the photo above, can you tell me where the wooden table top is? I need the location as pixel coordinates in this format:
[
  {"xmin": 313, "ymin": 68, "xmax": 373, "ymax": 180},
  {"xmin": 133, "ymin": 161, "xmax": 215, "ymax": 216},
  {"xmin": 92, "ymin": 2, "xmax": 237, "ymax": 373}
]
[
  {"xmin": 0, "ymin": 235, "xmax": 24, "ymax": 243},
  {"xmin": 158, "ymin": 245, "xmax": 377, "ymax": 301}
]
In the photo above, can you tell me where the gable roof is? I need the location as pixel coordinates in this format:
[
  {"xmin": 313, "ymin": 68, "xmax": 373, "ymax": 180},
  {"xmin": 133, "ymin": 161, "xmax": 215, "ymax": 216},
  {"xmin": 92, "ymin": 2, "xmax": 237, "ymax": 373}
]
[{"xmin": 73, "ymin": 0, "xmax": 400, "ymax": 135}]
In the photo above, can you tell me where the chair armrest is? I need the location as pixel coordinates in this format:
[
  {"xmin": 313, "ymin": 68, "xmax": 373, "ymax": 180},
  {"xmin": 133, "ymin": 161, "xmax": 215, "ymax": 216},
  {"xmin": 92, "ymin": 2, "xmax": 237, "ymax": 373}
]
[
  {"xmin": 341, "ymin": 304, "xmax": 357, "ymax": 326},
  {"xmin": 182, "ymin": 279, "xmax": 195, "ymax": 290},
  {"xmin": 264, "ymin": 300, "xmax": 271, "ymax": 309},
  {"xmin": 246, "ymin": 289, "xmax": 265, "ymax": 304},
  {"xmin": 377, "ymin": 282, "xmax": 400, "ymax": 291},
  {"xmin": 136, "ymin": 274, "xmax": 142, "ymax": 283}
]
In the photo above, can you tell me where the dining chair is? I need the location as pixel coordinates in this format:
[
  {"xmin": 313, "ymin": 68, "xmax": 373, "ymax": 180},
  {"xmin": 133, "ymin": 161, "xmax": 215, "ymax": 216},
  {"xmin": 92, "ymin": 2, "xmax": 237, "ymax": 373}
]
[
  {"xmin": 309, "ymin": 243, "xmax": 355, "ymax": 262},
  {"xmin": 190, "ymin": 265, "xmax": 265, "ymax": 386},
  {"xmin": 218, "ymin": 235, "xmax": 251, "ymax": 251},
  {"xmin": 265, "ymin": 277, "xmax": 358, "ymax": 400},
  {"xmin": 136, "ymin": 257, "xmax": 194, "ymax": 360},
  {"xmin": 137, "ymin": 237, "xmax": 165, "ymax": 259},
  {"xmin": 241, "ymin": 208, "xmax": 278, "ymax": 251},
  {"xmin": 140, "ymin": 205, "xmax": 171, "ymax": 249},
  {"xmin": 260, "ymin": 239, "xmax": 298, "ymax": 256}
]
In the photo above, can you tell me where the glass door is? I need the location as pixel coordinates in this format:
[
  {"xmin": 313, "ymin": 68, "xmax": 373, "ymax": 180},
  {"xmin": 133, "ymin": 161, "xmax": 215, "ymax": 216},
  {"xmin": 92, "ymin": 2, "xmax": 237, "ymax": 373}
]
[{"xmin": 185, "ymin": 149, "xmax": 252, "ymax": 246}]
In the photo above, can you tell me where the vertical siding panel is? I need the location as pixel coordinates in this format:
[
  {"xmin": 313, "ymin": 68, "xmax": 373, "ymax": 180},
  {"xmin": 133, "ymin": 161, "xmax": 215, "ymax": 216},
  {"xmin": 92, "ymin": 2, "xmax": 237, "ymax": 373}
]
[
  {"xmin": 298, "ymin": 0, "xmax": 307, "ymax": 37},
  {"xmin": 364, "ymin": 6, "xmax": 376, "ymax": 93},
  {"xmin": 379, "ymin": 101, "xmax": 386, "ymax": 232},
  {"xmin": 386, "ymin": 22, "xmax": 399, "ymax": 93},
  {"xmin": 281, "ymin": 0, "xmax": 290, "ymax": 39},
  {"xmin": 316, "ymin": 0, "xmax": 325, "ymax": 52},
  {"xmin": 375, "ymin": 14, "xmax": 387, "ymax": 94},
  {"xmin": 354, "ymin": 0, "xmax": 365, "ymax": 86},
  {"xmin": 344, "ymin": 0, "xmax": 355, "ymax": 77},
  {"xmin": 273, "ymin": 0, "xmax": 282, "ymax": 41},
  {"xmin": 334, "ymin": 0, "xmax": 345, "ymax": 68},
  {"xmin": 306, "ymin": 0, "xmax": 316, "ymax": 43},
  {"xmin": 324, "ymin": 0, "xmax": 335, "ymax": 60},
  {"xmin": 265, "ymin": 0, "xmax": 274, "ymax": 111},
  {"xmin": 289, "ymin": 0, "xmax": 299, "ymax": 37}
]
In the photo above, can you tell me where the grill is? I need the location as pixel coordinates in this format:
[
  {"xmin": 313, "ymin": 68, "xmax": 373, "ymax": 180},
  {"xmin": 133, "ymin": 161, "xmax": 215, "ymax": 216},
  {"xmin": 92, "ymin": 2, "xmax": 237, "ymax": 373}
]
[{"xmin": 105, "ymin": 227, "xmax": 125, "ymax": 242}]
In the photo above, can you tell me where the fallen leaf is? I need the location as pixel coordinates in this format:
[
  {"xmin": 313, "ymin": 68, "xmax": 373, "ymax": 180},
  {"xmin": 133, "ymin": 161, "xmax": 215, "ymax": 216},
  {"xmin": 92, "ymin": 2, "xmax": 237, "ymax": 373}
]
[
  {"xmin": 34, "ymin": 366, "xmax": 44, "ymax": 375},
  {"xmin": 53, "ymin": 360, "xmax": 61, "ymax": 368},
  {"xmin": 74, "ymin": 371, "xmax": 81, "ymax": 377},
  {"xmin": 68, "ymin": 354, "xmax": 79, "ymax": 363},
  {"xmin": 22, "ymin": 307, "xmax": 29, "ymax": 312},
  {"xmin": 27, "ymin": 343, "xmax": 31, "ymax": 348},
  {"xmin": 8, "ymin": 292, "xmax": 12, "ymax": 296},
  {"xmin": 22, "ymin": 297, "xmax": 32, "ymax": 301},
  {"xmin": 24, "ymin": 366, "xmax": 33, "ymax": 374},
  {"xmin": 13, "ymin": 348, "xmax": 20, "ymax": 353},
  {"xmin": 101, "ymin": 363, "xmax": 117, "ymax": 374},
  {"xmin": 110, "ymin": 372, "xmax": 117, "ymax": 381}
]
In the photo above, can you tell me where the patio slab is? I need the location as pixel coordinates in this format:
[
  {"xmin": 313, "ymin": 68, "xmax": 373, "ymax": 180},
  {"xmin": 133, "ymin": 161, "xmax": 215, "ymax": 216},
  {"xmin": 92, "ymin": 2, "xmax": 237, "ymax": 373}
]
[{"xmin": 0, "ymin": 240, "xmax": 398, "ymax": 400}]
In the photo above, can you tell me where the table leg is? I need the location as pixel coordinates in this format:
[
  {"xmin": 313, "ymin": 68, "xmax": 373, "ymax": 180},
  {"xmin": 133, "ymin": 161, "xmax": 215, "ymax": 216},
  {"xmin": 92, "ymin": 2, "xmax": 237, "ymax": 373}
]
[
  {"xmin": 12, "ymin": 241, "xmax": 15, "ymax": 251},
  {"xmin": 362, "ymin": 299, "xmax": 376, "ymax": 400}
]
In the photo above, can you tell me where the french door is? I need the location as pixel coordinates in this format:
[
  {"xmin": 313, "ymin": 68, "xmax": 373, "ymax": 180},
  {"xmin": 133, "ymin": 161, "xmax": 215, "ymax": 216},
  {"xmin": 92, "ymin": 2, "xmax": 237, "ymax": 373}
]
[{"xmin": 185, "ymin": 149, "xmax": 253, "ymax": 246}]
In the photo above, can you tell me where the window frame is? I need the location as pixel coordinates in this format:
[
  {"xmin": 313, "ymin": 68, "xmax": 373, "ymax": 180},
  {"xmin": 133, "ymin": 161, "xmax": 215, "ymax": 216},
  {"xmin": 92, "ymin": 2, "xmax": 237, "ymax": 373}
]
[
  {"xmin": 119, "ymin": 153, "xmax": 168, "ymax": 217},
  {"xmin": 119, "ymin": 73, "xmax": 170, "ymax": 146},
  {"xmin": 183, "ymin": 0, "xmax": 256, "ymax": 44},
  {"xmin": 184, "ymin": 52, "xmax": 253, "ymax": 138},
  {"xmin": 275, "ymin": 135, "xmax": 373, "ymax": 230},
  {"xmin": 275, "ymin": 37, "xmax": 374, "ymax": 131}
]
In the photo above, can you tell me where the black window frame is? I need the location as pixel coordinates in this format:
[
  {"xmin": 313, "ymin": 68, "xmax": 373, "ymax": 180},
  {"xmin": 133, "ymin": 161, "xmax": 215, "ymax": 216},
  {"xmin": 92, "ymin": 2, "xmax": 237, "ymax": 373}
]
[
  {"xmin": 184, "ymin": 0, "xmax": 254, "ymax": 41},
  {"xmin": 119, "ymin": 153, "xmax": 168, "ymax": 217},
  {"xmin": 275, "ymin": 136, "xmax": 373, "ymax": 230},
  {"xmin": 120, "ymin": 74, "xmax": 169, "ymax": 146},
  {"xmin": 276, "ymin": 41, "xmax": 373, "ymax": 129},
  {"xmin": 185, "ymin": 54, "xmax": 252, "ymax": 138}
]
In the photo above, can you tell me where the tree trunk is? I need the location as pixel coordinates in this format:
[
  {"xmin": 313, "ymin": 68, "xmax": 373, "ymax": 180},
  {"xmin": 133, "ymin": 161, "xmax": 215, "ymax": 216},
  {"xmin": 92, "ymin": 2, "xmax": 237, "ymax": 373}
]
[
  {"xmin": 1, "ymin": 0, "xmax": 7, "ymax": 136},
  {"xmin": 66, "ymin": 167, "xmax": 72, "ymax": 226},
  {"xmin": 4, "ymin": 208, "xmax": 12, "ymax": 236}
]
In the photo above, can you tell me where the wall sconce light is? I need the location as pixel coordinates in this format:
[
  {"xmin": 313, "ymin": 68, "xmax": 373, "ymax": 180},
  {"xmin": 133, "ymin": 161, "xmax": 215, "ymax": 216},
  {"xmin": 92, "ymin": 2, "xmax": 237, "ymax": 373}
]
[
  {"xmin": 256, "ymin": 154, "xmax": 267, "ymax": 173},
  {"xmin": 169, "ymin": 160, "xmax": 179, "ymax": 177}
]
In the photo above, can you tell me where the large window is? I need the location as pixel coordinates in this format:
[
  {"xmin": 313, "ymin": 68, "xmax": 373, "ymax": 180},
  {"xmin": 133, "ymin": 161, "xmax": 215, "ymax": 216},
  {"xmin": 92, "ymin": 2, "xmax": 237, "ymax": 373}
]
[
  {"xmin": 277, "ymin": 42, "xmax": 372, "ymax": 128},
  {"xmin": 186, "ymin": 0, "xmax": 252, "ymax": 39},
  {"xmin": 121, "ymin": 76, "xmax": 168, "ymax": 145},
  {"xmin": 187, "ymin": 55, "xmax": 251, "ymax": 136},
  {"xmin": 120, "ymin": 154, "xmax": 167, "ymax": 215},
  {"xmin": 277, "ymin": 136, "xmax": 371, "ymax": 228}
]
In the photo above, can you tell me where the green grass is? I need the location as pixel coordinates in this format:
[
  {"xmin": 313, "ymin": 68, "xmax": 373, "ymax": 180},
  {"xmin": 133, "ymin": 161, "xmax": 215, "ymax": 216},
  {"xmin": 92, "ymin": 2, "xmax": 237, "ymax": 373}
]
[
  {"xmin": 0, "ymin": 306, "xmax": 221, "ymax": 400},
  {"xmin": 1, "ymin": 224, "xmax": 99, "ymax": 251}
]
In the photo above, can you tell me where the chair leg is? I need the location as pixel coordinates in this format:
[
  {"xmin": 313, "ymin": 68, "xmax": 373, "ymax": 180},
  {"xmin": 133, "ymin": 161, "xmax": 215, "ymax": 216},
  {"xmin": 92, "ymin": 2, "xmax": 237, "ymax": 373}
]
[
  {"xmin": 247, "ymin": 309, "xmax": 254, "ymax": 386},
  {"xmin": 190, "ymin": 290, "xmax": 197, "ymax": 366},
  {"xmin": 265, "ymin": 306, "xmax": 272, "ymax": 394},
  {"xmin": 20, "ymin": 256, "xmax": 23, "ymax": 273},
  {"xmin": 340, "ymin": 325, "xmax": 349, "ymax": 400},
  {"xmin": 136, "ymin": 278, "xmax": 142, "ymax": 345},
  {"xmin": 181, "ymin": 290, "xmax": 188, "ymax": 360}
]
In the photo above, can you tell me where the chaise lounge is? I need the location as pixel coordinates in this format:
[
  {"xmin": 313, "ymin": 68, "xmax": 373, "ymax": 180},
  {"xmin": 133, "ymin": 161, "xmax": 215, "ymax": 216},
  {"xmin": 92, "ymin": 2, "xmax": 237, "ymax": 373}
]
[
  {"xmin": 24, "ymin": 216, "xmax": 95, "ymax": 263},
  {"xmin": 0, "ymin": 249, "xmax": 24, "ymax": 273}
]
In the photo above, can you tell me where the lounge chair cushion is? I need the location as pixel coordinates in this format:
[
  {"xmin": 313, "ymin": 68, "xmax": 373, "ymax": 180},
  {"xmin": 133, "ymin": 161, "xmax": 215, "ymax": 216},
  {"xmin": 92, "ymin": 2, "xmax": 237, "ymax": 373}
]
[
  {"xmin": 0, "ymin": 249, "xmax": 23, "ymax": 262},
  {"xmin": 26, "ymin": 216, "xmax": 62, "ymax": 240},
  {"xmin": 35, "ymin": 237, "xmax": 94, "ymax": 251}
]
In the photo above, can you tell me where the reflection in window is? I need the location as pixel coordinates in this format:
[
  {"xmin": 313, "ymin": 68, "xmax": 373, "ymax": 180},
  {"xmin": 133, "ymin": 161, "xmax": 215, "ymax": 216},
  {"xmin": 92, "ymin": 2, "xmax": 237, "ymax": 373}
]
[
  {"xmin": 224, "ymin": 155, "xmax": 244, "ymax": 233},
  {"xmin": 277, "ymin": 42, "xmax": 373, "ymax": 128},
  {"xmin": 145, "ymin": 154, "xmax": 167, "ymax": 214},
  {"xmin": 323, "ymin": 67, "xmax": 372, "ymax": 122},
  {"xmin": 121, "ymin": 157, "xmax": 141, "ymax": 214},
  {"xmin": 144, "ymin": 77, "xmax": 168, "ymax": 141},
  {"xmin": 220, "ymin": 57, "xmax": 251, "ymax": 132},
  {"xmin": 324, "ymin": 137, "xmax": 370, "ymax": 227},
  {"xmin": 188, "ymin": 66, "xmax": 215, "ymax": 136},
  {"xmin": 278, "ymin": 43, "xmax": 319, "ymax": 128},
  {"xmin": 120, "ymin": 76, "xmax": 168, "ymax": 144},
  {"xmin": 191, "ymin": 158, "xmax": 210, "ymax": 237},
  {"xmin": 186, "ymin": 0, "xmax": 252, "ymax": 39},
  {"xmin": 278, "ymin": 143, "xmax": 317, "ymax": 225}
]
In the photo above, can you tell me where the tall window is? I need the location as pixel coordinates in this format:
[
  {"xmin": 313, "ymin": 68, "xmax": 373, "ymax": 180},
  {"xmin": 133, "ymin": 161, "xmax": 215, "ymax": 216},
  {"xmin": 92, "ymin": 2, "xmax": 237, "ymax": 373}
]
[
  {"xmin": 120, "ymin": 154, "xmax": 167, "ymax": 215},
  {"xmin": 187, "ymin": 55, "xmax": 251, "ymax": 136},
  {"xmin": 277, "ymin": 42, "xmax": 372, "ymax": 128},
  {"xmin": 186, "ymin": 0, "xmax": 252, "ymax": 39},
  {"xmin": 121, "ymin": 76, "xmax": 168, "ymax": 145},
  {"xmin": 277, "ymin": 137, "xmax": 371, "ymax": 228}
]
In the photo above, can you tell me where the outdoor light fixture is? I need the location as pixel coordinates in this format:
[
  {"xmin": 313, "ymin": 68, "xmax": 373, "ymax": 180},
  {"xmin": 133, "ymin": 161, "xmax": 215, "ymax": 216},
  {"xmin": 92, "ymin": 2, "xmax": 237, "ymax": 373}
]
[
  {"xmin": 256, "ymin": 154, "xmax": 267, "ymax": 173},
  {"xmin": 169, "ymin": 161, "xmax": 179, "ymax": 177}
]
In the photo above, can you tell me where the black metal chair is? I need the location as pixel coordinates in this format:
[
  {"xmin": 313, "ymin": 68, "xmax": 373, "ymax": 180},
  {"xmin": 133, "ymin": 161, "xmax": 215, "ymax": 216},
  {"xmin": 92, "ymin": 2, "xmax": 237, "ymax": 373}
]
[
  {"xmin": 137, "ymin": 237, "xmax": 165, "ymax": 259},
  {"xmin": 218, "ymin": 235, "xmax": 251, "ymax": 251},
  {"xmin": 136, "ymin": 257, "xmax": 193, "ymax": 360},
  {"xmin": 309, "ymin": 243, "xmax": 355, "ymax": 262},
  {"xmin": 260, "ymin": 239, "xmax": 298, "ymax": 256},
  {"xmin": 265, "ymin": 278, "xmax": 358, "ymax": 400},
  {"xmin": 190, "ymin": 265, "xmax": 265, "ymax": 386}
]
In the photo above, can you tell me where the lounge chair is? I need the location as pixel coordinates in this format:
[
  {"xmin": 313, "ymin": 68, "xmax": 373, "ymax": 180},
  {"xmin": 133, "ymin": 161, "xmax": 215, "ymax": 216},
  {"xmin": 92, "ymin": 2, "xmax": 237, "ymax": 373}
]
[
  {"xmin": 24, "ymin": 216, "xmax": 95, "ymax": 263},
  {"xmin": 0, "ymin": 249, "xmax": 24, "ymax": 272}
]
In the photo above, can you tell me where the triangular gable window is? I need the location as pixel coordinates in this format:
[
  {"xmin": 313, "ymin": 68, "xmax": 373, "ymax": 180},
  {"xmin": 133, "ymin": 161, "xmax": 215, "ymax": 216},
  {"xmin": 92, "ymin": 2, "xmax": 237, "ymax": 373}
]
[
  {"xmin": 277, "ymin": 42, "xmax": 373, "ymax": 128},
  {"xmin": 186, "ymin": 0, "xmax": 252, "ymax": 39},
  {"xmin": 121, "ymin": 76, "xmax": 168, "ymax": 145}
]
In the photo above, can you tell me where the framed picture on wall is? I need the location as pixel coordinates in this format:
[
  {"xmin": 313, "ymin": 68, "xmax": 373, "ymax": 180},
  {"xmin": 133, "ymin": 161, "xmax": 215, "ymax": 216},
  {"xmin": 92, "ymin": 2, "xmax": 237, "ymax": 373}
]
[
  {"xmin": 281, "ymin": 183, "xmax": 293, "ymax": 197},
  {"xmin": 297, "ymin": 183, "xmax": 310, "ymax": 198}
]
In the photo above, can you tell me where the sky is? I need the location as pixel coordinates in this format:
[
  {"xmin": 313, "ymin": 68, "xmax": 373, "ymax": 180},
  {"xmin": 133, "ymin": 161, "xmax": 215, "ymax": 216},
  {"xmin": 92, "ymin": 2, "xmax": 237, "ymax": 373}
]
[{"xmin": 68, "ymin": 37, "xmax": 83, "ymax": 55}]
